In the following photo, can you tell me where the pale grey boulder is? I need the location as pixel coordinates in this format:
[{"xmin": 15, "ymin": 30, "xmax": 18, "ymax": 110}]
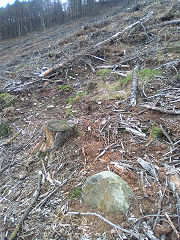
[{"xmin": 82, "ymin": 171, "xmax": 135, "ymax": 214}]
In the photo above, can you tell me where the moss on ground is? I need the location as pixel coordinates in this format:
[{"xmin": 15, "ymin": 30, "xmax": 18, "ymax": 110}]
[
  {"xmin": 0, "ymin": 93, "xmax": 15, "ymax": 108},
  {"xmin": 0, "ymin": 121, "xmax": 11, "ymax": 138}
]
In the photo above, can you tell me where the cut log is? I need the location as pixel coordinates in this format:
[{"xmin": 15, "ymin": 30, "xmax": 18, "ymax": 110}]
[{"xmin": 45, "ymin": 120, "xmax": 75, "ymax": 150}]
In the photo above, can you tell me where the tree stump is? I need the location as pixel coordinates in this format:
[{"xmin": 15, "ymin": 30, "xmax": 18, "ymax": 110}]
[{"xmin": 45, "ymin": 120, "xmax": 75, "ymax": 150}]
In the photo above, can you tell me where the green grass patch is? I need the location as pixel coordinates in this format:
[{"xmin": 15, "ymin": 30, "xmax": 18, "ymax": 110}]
[
  {"xmin": 96, "ymin": 69, "xmax": 117, "ymax": 80},
  {"xmin": 115, "ymin": 74, "xmax": 133, "ymax": 90},
  {"xmin": 65, "ymin": 91, "xmax": 86, "ymax": 117},
  {"xmin": 65, "ymin": 104, "xmax": 77, "ymax": 117},
  {"xmin": 96, "ymin": 69, "xmax": 112, "ymax": 76},
  {"xmin": 69, "ymin": 187, "xmax": 82, "ymax": 199},
  {"xmin": 119, "ymin": 74, "xmax": 132, "ymax": 85},
  {"xmin": 138, "ymin": 69, "xmax": 162, "ymax": 79}
]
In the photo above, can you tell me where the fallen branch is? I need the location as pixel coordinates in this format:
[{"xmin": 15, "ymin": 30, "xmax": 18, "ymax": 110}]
[
  {"xmin": 111, "ymin": 71, "xmax": 127, "ymax": 77},
  {"xmin": 10, "ymin": 172, "xmax": 42, "ymax": 240},
  {"xmin": 130, "ymin": 65, "xmax": 138, "ymax": 107},
  {"xmin": 155, "ymin": 59, "xmax": 180, "ymax": 70},
  {"xmin": 67, "ymin": 211, "xmax": 143, "ymax": 240},
  {"xmin": 96, "ymin": 64, "xmax": 129, "ymax": 69},
  {"xmin": 147, "ymin": 19, "xmax": 180, "ymax": 30},
  {"xmin": 126, "ymin": 127, "xmax": 146, "ymax": 139},
  {"xmin": 140, "ymin": 104, "xmax": 180, "ymax": 115}
]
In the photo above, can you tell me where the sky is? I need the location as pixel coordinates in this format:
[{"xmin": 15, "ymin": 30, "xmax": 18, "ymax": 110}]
[
  {"xmin": 0, "ymin": 0, "xmax": 16, "ymax": 8},
  {"xmin": 0, "ymin": 0, "xmax": 67, "ymax": 8}
]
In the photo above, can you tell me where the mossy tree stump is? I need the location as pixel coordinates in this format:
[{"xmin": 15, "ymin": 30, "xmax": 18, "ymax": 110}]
[{"xmin": 45, "ymin": 120, "xmax": 75, "ymax": 150}]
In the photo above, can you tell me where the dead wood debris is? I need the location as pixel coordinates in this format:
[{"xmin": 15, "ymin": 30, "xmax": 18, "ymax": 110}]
[
  {"xmin": 68, "ymin": 211, "xmax": 143, "ymax": 240},
  {"xmin": 39, "ymin": 11, "xmax": 154, "ymax": 78},
  {"xmin": 140, "ymin": 105, "xmax": 180, "ymax": 115},
  {"xmin": 130, "ymin": 65, "xmax": 139, "ymax": 107},
  {"xmin": 0, "ymin": 0, "xmax": 180, "ymax": 239},
  {"xmin": 9, "ymin": 172, "xmax": 42, "ymax": 240}
]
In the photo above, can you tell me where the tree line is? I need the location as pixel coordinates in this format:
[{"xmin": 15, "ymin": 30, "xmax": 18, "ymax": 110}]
[{"xmin": 0, "ymin": 0, "xmax": 126, "ymax": 40}]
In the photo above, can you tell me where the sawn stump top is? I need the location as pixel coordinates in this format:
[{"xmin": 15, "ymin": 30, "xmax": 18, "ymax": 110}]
[{"xmin": 46, "ymin": 120, "xmax": 75, "ymax": 132}]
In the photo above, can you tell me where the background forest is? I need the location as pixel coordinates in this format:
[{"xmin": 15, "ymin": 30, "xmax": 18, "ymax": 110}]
[{"xmin": 0, "ymin": 0, "xmax": 134, "ymax": 40}]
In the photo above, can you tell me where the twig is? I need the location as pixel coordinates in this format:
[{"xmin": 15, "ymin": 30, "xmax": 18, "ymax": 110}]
[
  {"xmin": 153, "ymin": 183, "xmax": 168, "ymax": 230},
  {"xmin": 95, "ymin": 140, "xmax": 119, "ymax": 161},
  {"xmin": 174, "ymin": 140, "xmax": 180, "ymax": 146},
  {"xmin": 86, "ymin": 54, "xmax": 107, "ymax": 62},
  {"xmin": 67, "ymin": 211, "xmax": 143, "ymax": 240},
  {"xmin": 10, "ymin": 172, "xmax": 42, "ymax": 240},
  {"xmin": 131, "ymin": 214, "xmax": 178, "ymax": 225},
  {"xmin": 165, "ymin": 212, "xmax": 180, "ymax": 239},
  {"xmin": 160, "ymin": 124, "xmax": 174, "ymax": 146},
  {"xmin": 142, "ymin": 222, "xmax": 159, "ymax": 240}
]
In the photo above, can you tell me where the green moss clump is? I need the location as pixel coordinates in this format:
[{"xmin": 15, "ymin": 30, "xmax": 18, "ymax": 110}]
[
  {"xmin": 66, "ymin": 96, "xmax": 75, "ymax": 105},
  {"xmin": 66, "ymin": 91, "xmax": 86, "ymax": 105},
  {"xmin": 0, "ymin": 93, "xmax": 15, "ymax": 108},
  {"xmin": 0, "ymin": 121, "xmax": 11, "ymax": 138},
  {"xmin": 58, "ymin": 85, "xmax": 72, "ymax": 92},
  {"xmin": 152, "ymin": 126, "xmax": 164, "ymax": 139},
  {"xmin": 37, "ymin": 151, "xmax": 47, "ymax": 159},
  {"xmin": 69, "ymin": 187, "xmax": 82, "ymax": 199}
]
